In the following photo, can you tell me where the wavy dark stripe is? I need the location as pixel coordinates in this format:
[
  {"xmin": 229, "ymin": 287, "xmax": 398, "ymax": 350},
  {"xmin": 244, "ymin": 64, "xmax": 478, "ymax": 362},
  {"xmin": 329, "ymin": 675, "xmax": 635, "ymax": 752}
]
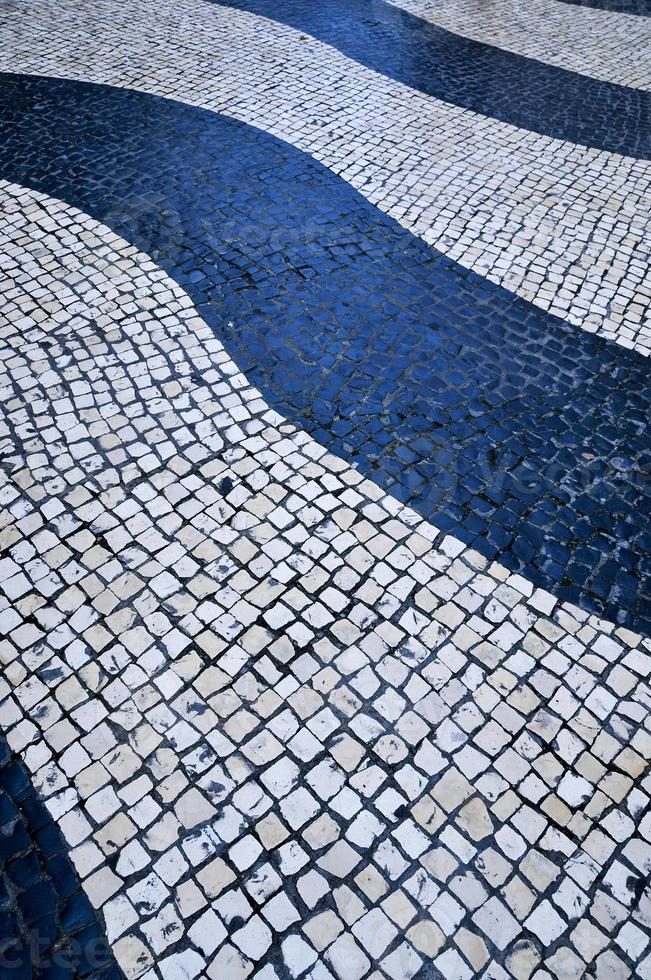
[
  {"xmin": 0, "ymin": 737, "xmax": 119, "ymax": 978},
  {"xmin": 210, "ymin": 0, "xmax": 651, "ymax": 158},
  {"xmin": 557, "ymin": 0, "xmax": 651, "ymax": 14},
  {"xmin": 0, "ymin": 73, "xmax": 648, "ymax": 631}
]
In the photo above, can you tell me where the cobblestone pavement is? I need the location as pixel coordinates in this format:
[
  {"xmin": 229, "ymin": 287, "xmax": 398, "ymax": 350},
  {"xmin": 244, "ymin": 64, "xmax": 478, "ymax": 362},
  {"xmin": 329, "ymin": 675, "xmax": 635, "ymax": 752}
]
[
  {"xmin": 556, "ymin": 0, "xmax": 650, "ymax": 15},
  {"xmin": 385, "ymin": 0, "xmax": 651, "ymax": 89},
  {"xmin": 1, "ymin": 0, "xmax": 650, "ymax": 356},
  {"xmin": 210, "ymin": 0, "xmax": 651, "ymax": 160},
  {"xmin": 0, "ymin": 72, "xmax": 649, "ymax": 629},
  {"xmin": 0, "ymin": 4, "xmax": 650, "ymax": 980}
]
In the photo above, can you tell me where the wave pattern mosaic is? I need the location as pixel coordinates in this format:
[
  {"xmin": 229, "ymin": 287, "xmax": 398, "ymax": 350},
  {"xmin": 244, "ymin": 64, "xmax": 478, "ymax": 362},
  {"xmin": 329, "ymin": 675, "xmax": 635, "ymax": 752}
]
[
  {"xmin": 556, "ymin": 0, "xmax": 651, "ymax": 14},
  {"xmin": 0, "ymin": 3, "xmax": 649, "ymax": 980},
  {"xmin": 208, "ymin": 0, "xmax": 651, "ymax": 158}
]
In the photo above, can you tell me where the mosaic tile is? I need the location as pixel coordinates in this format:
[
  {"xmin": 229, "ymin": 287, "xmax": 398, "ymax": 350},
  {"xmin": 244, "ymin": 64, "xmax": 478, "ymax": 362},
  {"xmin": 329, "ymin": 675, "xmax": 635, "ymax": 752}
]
[
  {"xmin": 557, "ymin": 0, "xmax": 650, "ymax": 13},
  {"xmin": 0, "ymin": 0, "xmax": 649, "ymax": 356},
  {"xmin": 1, "ymin": 76, "xmax": 648, "ymax": 628},
  {"xmin": 209, "ymin": 0, "xmax": 651, "ymax": 158},
  {"xmin": 0, "ymin": 185, "xmax": 650, "ymax": 979},
  {"xmin": 0, "ymin": 1, "xmax": 650, "ymax": 976},
  {"xmin": 386, "ymin": 0, "xmax": 651, "ymax": 89},
  {"xmin": 0, "ymin": 737, "xmax": 119, "ymax": 978}
]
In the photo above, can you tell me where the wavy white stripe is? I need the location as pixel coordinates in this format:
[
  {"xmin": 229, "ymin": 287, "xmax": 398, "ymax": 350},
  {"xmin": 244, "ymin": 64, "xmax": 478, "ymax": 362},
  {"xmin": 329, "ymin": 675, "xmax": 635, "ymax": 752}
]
[
  {"xmin": 1, "ymin": 182, "xmax": 648, "ymax": 980},
  {"xmin": 386, "ymin": 0, "xmax": 651, "ymax": 91},
  {"xmin": 0, "ymin": 0, "xmax": 649, "ymax": 355}
]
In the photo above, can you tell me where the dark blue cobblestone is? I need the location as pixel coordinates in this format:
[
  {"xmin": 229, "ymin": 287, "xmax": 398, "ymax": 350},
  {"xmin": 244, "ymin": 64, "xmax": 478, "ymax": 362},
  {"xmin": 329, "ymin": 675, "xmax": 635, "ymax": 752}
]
[
  {"xmin": 0, "ymin": 738, "xmax": 118, "ymax": 978},
  {"xmin": 212, "ymin": 0, "xmax": 651, "ymax": 158},
  {"xmin": 0, "ymin": 74, "xmax": 648, "ymax": 632}
]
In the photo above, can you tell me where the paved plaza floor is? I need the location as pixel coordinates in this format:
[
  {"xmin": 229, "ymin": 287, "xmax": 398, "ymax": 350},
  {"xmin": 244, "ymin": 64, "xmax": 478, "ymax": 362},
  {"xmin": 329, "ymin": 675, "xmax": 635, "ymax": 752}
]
[{"xmin": 0, "ymin": 1, "xmax": 650, "ymax": 977}]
